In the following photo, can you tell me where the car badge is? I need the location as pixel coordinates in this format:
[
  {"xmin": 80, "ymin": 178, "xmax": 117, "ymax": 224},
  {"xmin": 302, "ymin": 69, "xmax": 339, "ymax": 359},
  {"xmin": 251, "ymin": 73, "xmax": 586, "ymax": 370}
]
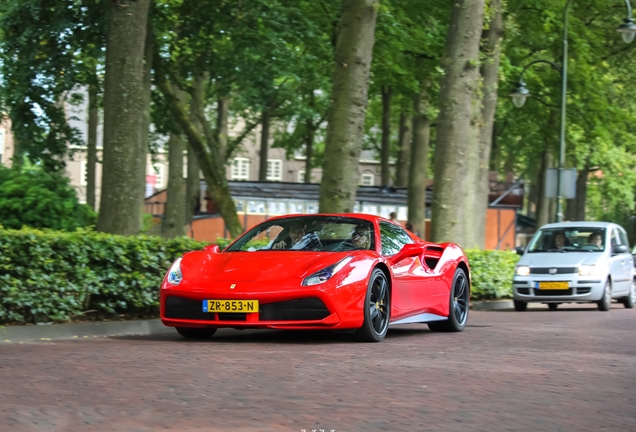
[
  {"xmin": 230, "ymin": 284, "xmax": 236, "ymax": 290},
  {"xmin": 549, "ymin": 268, "xmax": 557, "ymax": 275}
]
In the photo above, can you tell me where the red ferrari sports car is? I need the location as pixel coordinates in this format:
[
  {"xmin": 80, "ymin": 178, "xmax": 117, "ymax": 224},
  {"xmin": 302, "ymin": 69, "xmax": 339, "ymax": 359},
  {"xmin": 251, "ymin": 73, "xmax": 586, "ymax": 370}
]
[{"xmin": 160, "ymin": 214, "xmax": 470, "ymax": 342}]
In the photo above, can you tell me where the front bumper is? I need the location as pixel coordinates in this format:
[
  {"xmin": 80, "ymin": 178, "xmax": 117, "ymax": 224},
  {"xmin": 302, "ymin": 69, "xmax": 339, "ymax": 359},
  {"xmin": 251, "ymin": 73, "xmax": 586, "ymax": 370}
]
[{"xmin": 512, "ymin": 275, "xmax": 605, "ymax": 302}]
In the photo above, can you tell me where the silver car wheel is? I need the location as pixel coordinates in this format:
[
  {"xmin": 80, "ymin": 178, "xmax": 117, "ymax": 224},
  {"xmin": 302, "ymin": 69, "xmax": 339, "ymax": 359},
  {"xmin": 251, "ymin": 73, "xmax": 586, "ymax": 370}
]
[
  {"xmin": 597, "ymin": 281, "xmax": 611, "ymax": 312},
  {"xmin": 623, "ymin": 280, "xmax": 636, "ymax": 309}
]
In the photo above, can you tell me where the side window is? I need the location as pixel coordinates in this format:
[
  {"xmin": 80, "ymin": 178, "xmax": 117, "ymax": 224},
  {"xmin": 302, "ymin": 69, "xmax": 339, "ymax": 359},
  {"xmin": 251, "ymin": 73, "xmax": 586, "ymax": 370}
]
[
  {"xmin": 618, "ymin": 229, "xmax": 630, "ymax": 249},
  {"xmin": 380, "ymin": 222, "xmax": 413, "ymax": 256},
  {"xmin": 610, "ymin": 229, "xmax": 619, "ymax": 248}
]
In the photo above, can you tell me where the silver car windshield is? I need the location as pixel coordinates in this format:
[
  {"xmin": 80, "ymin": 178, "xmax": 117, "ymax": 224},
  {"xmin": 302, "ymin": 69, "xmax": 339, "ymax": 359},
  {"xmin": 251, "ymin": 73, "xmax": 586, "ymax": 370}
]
[{"xmin": 527, "ymin": 227, "xmax": 607, "ymax": 253}]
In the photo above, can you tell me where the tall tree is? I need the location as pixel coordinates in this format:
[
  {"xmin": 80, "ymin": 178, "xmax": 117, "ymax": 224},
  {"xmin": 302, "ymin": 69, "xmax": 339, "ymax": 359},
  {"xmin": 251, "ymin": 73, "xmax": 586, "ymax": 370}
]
[
  {"xmin": 97, "ymin": 0, "xmax": 151, "ymax": 235},
  {"xmin": 407, "ymin": 88, "xmax": 431, "ymax": 238},
  {"xmin": 161, "ymin": 131, "xmax": 186, "ymax": 238},
  {"xmin": 394, "ymin": 108, "xmax": 411, "ymax": 187},
  {"xmin": 430, "ymin": 0, "xmax": 486, "ymax": 245},
  {"xmin": 471, "ymin": 0, "xmax": 504, "ymax": 248},
  {"xmin": 319, "ymin": 0, "xmax": 379, "ymax": 213}
]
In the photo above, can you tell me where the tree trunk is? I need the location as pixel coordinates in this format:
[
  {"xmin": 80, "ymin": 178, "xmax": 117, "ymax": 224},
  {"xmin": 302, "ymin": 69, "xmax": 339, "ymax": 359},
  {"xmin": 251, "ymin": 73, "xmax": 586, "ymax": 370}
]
[
  {"xmin": 304, "ymin": 118, "xmax": 314, "ymax": 183},
  {"xmin": 139, "ymin": 20, "xmax": 153, "ymax": 217},
  {"xmin": 473, "ymin": 0, "xmax": 504, "ymax": 249},
  {"xmin": 536, "ymin": 150, "xmax": 553, "ymax": 228},
  {"xmin": 97, "ymin": 0, "xmax": 150, "ymax": 235},
  {"xmin": 565, "ymin": 156, "xmax": 590, "ymax": 221},
  {"xmin": 430, "ymin": 0, "xmax": 485, "ymax": 246},
  {"xmin": 155, "ymin": 69, "xmax": 242, "ymax": 238},
  {"xmin": 186, "ymin": 98, "xmax": 202, "ymax": 224},
  {"xmin": 216, "ymin": 94, "xmax": 230, "ymax": 162},
  {"xmin": 395, "ymin": 109, "xmax": 411, "ymax": 187},
  {"xmin": 161, "ymin": 132, "xmax": 186, "ymax": 238},
  {"xmin": 86, "ymin": 81, "xmax": 98, "ymax": 210},
  {"xmin": 259, "ymin": 109, "xmax": 270, "ymax": 181},
  {"xmin": 407, "ymin": 92, "xmax": 430, "ymax": 239},
  {"xmin": 380, "ymin": 85, "xmax": 392, "ymax": 186},
  {"xmin": 319, "ymin": 0, "xmax": 379, "ymax": 213}
]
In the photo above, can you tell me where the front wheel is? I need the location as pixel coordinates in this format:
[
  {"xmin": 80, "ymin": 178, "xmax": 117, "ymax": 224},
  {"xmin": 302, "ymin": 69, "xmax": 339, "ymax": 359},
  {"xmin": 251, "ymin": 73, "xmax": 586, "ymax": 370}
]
[
  {"xmin": 428, "ymin": 267, "xmax": 469, "ymax": 332},
  {"xmin": 621, "ymin": 281, "xmax": 635, "ymax": 309},
  {"xmin": 548, "ymin": 303, "xmax": 559, "ymax": 311},
  {"xmin": 514, "ymin": 300, "xmax": 528, "ymax": 312},
  {"xmin": 353, "ymin": 269, "xmax": 390, "ymax": 342},
  {"xmin": 597, "ymin": 280, "xmax": 612, "ymax": 311},
  {"xmin": 176, "ymin": 327, "xmax": 217, "ymax": 339}
]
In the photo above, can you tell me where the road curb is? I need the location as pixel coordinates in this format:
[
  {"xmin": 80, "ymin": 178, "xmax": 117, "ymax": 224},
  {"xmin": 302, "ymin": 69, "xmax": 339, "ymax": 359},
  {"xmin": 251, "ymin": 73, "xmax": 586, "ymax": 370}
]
[
  {"xmin": 470, "ymin": 300, "xmax": 513, "ymax": 311},
  {"xmin": 0, "ymin": 319, "xmax": 169, "ymax": 343}
]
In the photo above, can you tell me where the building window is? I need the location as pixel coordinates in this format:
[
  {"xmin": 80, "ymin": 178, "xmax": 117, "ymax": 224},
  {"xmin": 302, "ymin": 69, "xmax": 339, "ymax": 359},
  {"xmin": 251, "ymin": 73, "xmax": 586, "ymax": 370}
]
[
  {"xmin": 298, "ymin": 170, "xmax": 305, "ymax": 182},
  {"xmin": 153, "ymin": 163, "xmax": 166, "ymax": 189},
  {"xmin": 266, "ymin": 159, "xmax": 282, "ymax": 181},
  {"xmin": 361, "ymin": 173, "xmax": 375, "ymax": 186},
  {"xmin": 80, "ymin": 161, "xmax": 87, "ymax": 186},
  {"xmin": 232, "ymin": 158, "xmax": 250, "ymax": 180}
]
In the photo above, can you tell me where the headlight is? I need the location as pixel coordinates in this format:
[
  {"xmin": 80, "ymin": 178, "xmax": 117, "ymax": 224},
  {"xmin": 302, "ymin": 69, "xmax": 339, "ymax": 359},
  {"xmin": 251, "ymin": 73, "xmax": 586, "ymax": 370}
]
[
  {"xmin": 302, "ymin": 257, "xmax": 353, "ymax": 286},
  {"xmin": 578, "ymin": 265, "xmax": 602, "ymax": 276},
  {"xmin": 167, "ymin": 258, "xmax": 183, "ymax": 285},
  {"xmin": 515, "ymin": 265, "xmax": 530, "ymax": 276}
]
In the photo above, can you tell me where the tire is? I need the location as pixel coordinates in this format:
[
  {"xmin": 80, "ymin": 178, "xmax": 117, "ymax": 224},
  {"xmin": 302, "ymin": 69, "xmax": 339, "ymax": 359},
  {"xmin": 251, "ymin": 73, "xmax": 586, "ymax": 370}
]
[
  {"xmin": 353, "ymin": 269, "xmax": 390, "ymax": 342},
  {"xmin": 176, "ymin": 327, "xmax": 217, "ymax": 339},
  {"xmin": 514, "ymin": 300, "xmax": 528, "ymax": 312},
  {"xmin": 428, "ymin": 267, "xmax": 469, "ymax": 332},
  {"xmin": 548, "ymin": 303, "xmax": 559, "ymax": 311},
  {"xmin": 597, "ymin": 280, "xmax": 612, "ymax": 311},
  {"xmin": 622, "ymin": 280, "xmax": 635, "ymax": 309}
]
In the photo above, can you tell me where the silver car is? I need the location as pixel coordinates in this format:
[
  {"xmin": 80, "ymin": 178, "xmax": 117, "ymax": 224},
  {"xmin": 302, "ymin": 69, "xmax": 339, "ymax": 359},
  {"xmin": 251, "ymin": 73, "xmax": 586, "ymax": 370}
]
[{"xmin": 513, "ymin": 222, "xmax": 635, "ymax": 311}]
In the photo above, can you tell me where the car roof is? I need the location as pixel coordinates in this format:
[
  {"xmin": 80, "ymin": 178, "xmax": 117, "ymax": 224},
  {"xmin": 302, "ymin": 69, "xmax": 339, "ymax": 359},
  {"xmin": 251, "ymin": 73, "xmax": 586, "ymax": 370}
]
[
  {"xmin": 264, "ymin": 213, "xmax": 393, "ymax": 224},
  {"xmin": 539, "ymin": 221, "xmax": 617, "ymax": 229}
]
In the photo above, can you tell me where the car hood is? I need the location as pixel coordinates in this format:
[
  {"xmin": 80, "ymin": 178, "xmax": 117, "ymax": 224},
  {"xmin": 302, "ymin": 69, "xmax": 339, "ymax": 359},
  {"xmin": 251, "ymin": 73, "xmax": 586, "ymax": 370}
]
[
  {"xmin": 519, "ymin": 252, "xmax": 604, "ymax": 267},
  {"xmin": 180, "ymin": 251, "xmax": 350, "ymax": 285}
]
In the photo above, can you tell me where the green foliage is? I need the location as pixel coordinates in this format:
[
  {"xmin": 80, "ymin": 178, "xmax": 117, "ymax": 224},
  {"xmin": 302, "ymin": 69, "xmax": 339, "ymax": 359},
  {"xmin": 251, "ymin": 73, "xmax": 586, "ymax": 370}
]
[
  {"xmin": 0, "ymin": 165, "xmax": 97, "ymax": 230},
  {"xmin": 466, "ymin": 249, "xmax": 519, "ymax": 300},
  {"xmin": 0, "ymin": 228, "xmax": 208, "ymax": 324}
]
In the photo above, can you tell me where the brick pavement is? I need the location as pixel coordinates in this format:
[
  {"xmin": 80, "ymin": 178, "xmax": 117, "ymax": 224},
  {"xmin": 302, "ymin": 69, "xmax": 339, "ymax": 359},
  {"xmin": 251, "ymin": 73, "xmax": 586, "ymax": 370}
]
[{"xmin": 1, "ymin": 303, "xmax": 635, "ymax": 432}]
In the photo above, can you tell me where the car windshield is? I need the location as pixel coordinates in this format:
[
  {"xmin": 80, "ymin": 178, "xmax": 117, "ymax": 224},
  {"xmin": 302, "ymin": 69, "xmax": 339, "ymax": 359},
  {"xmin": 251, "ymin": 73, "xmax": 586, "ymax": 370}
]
[
  {"xmin": 527, "ymin": 227, "xmax": 607, "ymax": 253},
  {"xmin": 225, "ymin": 216, "xmax": 376, "ymax": 252}
]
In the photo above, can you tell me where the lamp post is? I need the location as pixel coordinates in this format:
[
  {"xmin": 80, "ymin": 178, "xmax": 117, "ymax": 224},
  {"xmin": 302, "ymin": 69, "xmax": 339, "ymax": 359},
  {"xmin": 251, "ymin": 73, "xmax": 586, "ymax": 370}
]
[{"xmin": 511, "ymin": 0, "xmax": 636, "ymax": 223}]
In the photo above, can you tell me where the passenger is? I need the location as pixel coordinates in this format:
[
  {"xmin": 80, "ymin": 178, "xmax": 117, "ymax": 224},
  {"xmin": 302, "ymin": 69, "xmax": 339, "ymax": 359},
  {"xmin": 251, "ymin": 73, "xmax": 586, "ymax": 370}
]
[
  {"xmin": 554, "ymin": 231, "xmax": 567, "ymax": 249},
  {"xmin": 272, "ymin": 222, "xmax": 305, "ymax": 249}
]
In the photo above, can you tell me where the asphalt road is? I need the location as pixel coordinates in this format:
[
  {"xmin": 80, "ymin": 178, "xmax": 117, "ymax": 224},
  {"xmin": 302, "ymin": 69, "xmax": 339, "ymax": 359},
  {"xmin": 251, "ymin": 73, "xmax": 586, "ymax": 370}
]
[{"xmin": 1, "ymin": 303, "xmax": 635, "ymax": 432}]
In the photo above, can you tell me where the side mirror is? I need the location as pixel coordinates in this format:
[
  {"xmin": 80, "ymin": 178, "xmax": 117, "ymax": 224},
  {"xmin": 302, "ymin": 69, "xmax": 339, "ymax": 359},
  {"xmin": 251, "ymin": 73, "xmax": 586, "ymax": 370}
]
[
  {"xmin": 515, "ymin": 246, "xmax": 525, "ymax": 255},
  {"xmin": 389, "ymin": 243, "xmax": 425, "ymax": 265},
  {"xmin": 613, "ymin": 244, "xmax": 629, "ymax": 254},
  {"xmin": 204, "ymin": 244, "xmax": 220, "ymax": 253}
]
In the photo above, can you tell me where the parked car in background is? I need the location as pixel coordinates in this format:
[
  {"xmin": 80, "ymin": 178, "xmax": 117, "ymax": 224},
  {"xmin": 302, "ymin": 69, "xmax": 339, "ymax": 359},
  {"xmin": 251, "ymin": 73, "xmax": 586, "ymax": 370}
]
[{"xmin": 513, "ymin": 222, "xmax": 635, "ymax": 311}]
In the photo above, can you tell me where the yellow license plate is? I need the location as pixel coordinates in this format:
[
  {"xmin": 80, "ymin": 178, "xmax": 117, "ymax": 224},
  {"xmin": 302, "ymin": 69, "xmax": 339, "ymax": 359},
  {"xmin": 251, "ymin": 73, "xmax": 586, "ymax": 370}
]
[
  {"xmin": 538, "ymin": 282, "xmax": 569, "ymax": 290},
  {"xmin": 203, "ymin": 300, "xmax": 259, "ymax": 313}
]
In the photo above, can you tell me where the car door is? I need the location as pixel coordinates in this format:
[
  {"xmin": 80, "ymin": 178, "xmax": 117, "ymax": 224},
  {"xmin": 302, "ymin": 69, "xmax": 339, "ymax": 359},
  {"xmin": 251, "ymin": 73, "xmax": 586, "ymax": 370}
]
[
  {"xmin": 609, "ymin": 228, "xmax": 629, "ymax": 294},
  {"xmin": 379, "ymin": 222, "xmax": 429, "ymax": 319},
  {"xmin": 616, "ymin": 228, "xmax": 633, "ymax": 293}
]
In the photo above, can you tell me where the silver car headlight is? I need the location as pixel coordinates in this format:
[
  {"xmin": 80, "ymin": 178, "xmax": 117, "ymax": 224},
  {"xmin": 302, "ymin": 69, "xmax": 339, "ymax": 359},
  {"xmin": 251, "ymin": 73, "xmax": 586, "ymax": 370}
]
[
  {"xmin": 515, "ymin": 265, "xmax": 530, "ymax": 276},
  {"xmin": 167, "ymin": 258, "xmax": 183, "ymax": 285},
  {"xmin": 578, "ymin": 265, "xmax": 603, "ymax": 276}
]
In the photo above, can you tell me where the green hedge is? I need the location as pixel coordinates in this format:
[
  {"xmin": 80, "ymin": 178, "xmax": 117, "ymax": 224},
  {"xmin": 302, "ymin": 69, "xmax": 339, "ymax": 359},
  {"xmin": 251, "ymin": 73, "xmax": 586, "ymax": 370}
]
[
  {"xmin": 0, "ymin": 228, "xmax": 207, "ymax": 324},
  {"xmin": 0, "ymin": 228, "xmax": 519, "ymax": 324},
  {"xmin": 466, "ymin": 249, "xmax": 520, "ymax": 301}
]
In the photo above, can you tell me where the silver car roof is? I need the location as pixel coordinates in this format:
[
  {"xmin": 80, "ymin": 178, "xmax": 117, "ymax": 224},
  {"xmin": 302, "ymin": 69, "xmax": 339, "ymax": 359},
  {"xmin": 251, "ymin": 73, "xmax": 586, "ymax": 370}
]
[{"xmin": 538, "ymin": 221, "xmax": 617, "ymax": 230}]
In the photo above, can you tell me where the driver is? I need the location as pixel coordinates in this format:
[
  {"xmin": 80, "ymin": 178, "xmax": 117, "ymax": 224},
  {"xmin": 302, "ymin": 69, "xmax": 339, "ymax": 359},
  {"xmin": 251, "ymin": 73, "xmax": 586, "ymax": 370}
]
[
  {"xmin": 587, "ymin": 232, "xmax": 603, "ymax": 248},
  {"xmin": 351, "ymin": 225, "xmax": 371, "ymax": 250}
]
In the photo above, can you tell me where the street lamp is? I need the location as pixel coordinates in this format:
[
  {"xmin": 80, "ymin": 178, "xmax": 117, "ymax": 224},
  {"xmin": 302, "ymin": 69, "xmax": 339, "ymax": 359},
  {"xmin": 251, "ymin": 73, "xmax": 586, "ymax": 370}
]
[{"xmin": 510, "ymin": 0, "xmax": 635, "ymax": 223}]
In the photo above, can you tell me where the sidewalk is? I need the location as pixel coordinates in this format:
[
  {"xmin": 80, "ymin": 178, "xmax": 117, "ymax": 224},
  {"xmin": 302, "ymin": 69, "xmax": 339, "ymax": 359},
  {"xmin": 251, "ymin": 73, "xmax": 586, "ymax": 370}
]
[{"xmin": 0, "ymin": 319, "xmax": 170, "ymax": 343}]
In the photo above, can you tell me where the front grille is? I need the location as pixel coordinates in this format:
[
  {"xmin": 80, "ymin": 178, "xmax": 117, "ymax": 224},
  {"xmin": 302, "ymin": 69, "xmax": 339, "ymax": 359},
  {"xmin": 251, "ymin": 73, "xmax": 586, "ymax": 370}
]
[
  {"xmin": 517, "ymin": 288, "xmax": 530, "ymax": 295},
  {"xmin": 218, "ymin": 313, "xmax": 247, "ymax": 321},
  {"xmin": 536, "ymin": 289, "xmax": 572, "ymax": 296},
  {"xmin": 260, "ymin": 298, "xmax": 330, "ymax": 321},
  {"xmin": 165, "ymin": 296, "xmax": 215, "ymax": 320},
  {"xmin": 530, "ymin": 267, "xmax": 577, "ymax": 274},
  {"xmin": 577, "ymin": 287, "xmax": 592, "ymax": 295}
]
